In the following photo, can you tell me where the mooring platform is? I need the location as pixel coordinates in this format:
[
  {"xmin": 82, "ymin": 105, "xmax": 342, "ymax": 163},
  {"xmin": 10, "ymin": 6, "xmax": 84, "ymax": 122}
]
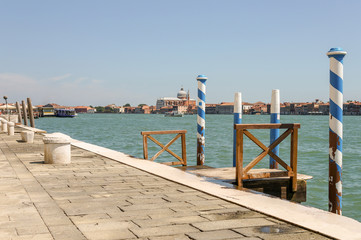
[
  {"xmin": 177, "ymin": 166, "xmax": 312, "ymax": 203},
  {"xmin": 0, "ymin": 126, "xmax": 361, "ymax": 239}
]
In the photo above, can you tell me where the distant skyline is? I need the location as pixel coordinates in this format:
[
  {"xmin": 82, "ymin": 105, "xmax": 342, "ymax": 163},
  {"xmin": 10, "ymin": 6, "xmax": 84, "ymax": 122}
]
[{"xmin": 1, "ymin": 1, "xmax": 361, "ymax": 106}]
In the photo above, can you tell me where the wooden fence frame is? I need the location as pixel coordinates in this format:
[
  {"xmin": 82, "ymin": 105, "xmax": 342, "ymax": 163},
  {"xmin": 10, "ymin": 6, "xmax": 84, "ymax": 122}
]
[
  {"xmin": 235, "ymin": 123, "xmax": 300, "ymax": 191},
  {"xmin": 141, "ymin": 130, "xmax": 187, "ymax": 166}
]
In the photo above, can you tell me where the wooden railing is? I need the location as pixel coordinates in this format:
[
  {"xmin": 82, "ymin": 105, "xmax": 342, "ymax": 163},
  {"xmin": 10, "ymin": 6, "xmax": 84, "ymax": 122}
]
[
  {"xmin": 235, "ymin": 123, "xmax": 300, "ymax": 191},
  {"xmin": 141, "ymin": 130, "xmax": 187, "ymax": 166}
]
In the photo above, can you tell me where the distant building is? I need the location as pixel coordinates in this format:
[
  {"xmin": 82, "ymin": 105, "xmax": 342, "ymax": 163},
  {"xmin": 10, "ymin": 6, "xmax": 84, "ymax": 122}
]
[
  {"xmin": 74, "ymin": 106, "xmax": 96, "ymax": 113},
  {"xmin": 134, "ymin": 105, "xmax": 151, "ymax": 114},
  {"xmin": 205, "ymin": 104, "xmax": 217, "ymax": 114},
  {"xmin": 216, "ymin": 102, "xmax": 234, "ymax": 114},
  {"xmin": 40, "ymin": 103, "xmax": 64, "ymax": 117},
  {"xmin": 156, "ymin": 88, "xmax": 196, "ymax": 113}
]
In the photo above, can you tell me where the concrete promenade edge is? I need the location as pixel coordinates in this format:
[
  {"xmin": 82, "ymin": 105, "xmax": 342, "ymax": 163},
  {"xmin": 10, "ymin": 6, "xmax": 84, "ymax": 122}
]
[{"xmin": 69, "ymin": 133, "xmax": 361, "ymax": 240}]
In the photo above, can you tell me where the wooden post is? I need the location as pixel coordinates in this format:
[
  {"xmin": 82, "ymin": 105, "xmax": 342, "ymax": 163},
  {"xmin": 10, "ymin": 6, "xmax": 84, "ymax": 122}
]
[
  {"xmin": 15, "ymin": 102, "xmax": 23, "ymax": 124},
  {"xmin": 21, "ymin": 100, "xmax": 28, "ymax": 126},
  {"xmin": 27, "ymin": 98, "xmax": 35, "ymax": 128},
  {"xmin": 236, "ymin": 128, "xmax": 243, "ymax": 187},
  {"xmin": 181, "ymin": 133, "xmax": 187, "ymax": 166},
  {"xmin": 143, "ymin": 135, "xmax": 148, "ymax": 160},
  {"xmin": 291, "ymin": 128, "xmax": 298, "ymax": 191}
]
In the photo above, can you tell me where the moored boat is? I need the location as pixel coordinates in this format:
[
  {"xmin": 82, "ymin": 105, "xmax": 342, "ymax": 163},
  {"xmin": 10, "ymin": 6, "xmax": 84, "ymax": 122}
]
[
  {"xmin": 164, "ymin": 111, "xmax": 184, "ymax": 117},
  {"xmin": 55, "ymin": 108, "xmax": 76, "ymax": 118}
]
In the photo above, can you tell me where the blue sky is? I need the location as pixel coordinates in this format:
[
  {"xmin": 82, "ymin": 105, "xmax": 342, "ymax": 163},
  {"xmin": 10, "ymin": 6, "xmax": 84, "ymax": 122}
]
[{"xmin": 1, "ymin": 1, "xmax": 361, "ymax": 106}]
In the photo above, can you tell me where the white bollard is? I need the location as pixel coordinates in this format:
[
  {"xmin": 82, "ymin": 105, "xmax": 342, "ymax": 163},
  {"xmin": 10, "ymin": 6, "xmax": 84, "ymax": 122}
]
[
  {"xmin": 7, "ymin": 122, "xmax": 15, "ymax": 136},
  {"xmin": 1, "ymin": 119, "xmax": 8, "ymax": 133},
  {"xmin": 43, "ymin": 133, "xmax": 71, "ymax": 164},
  {"xmin": 21, "ymin": 131, "xmax": 35, "ymax": 143}
]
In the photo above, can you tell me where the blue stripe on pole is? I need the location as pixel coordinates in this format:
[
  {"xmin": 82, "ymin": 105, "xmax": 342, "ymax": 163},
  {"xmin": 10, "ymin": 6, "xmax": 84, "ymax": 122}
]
[
  {"xmin": 234, "ymin": 113, "xmax": 242, "ymax": 124},
  {"xmin": 270, "ymin": 113, "xmax": 280, "ymax": 123},
  {"xmin": 233, "ymin": 113, "xmax": 242, "ymax": 167},
  {"xmin": 329, "ymin": 99, "xmax": 343, "ymax": 123},
  {"xmin": 198, "ymin": 89, "xmax": 206, "ymax": 102},
  {"xmin": 329, "ymin": 128, "xmax": 343, "ymax": 152},
  {"xmin": 332, "ymin": 55, "xmax": 345, "ymax": 63},
  {"xmin": 270, "ymin": 113, "xmax": 280, "ymax": 168},
  {"xmin": 198, "ymin": 107, "xmax": 205, "ymax": 120},
  {"xmin": 330, "ymin": 71, "xmax": 343, "ymax": 93},
  {"xmin": 338, "ymin": 194, "xmax": 342, "ymax": 211},
  {"xmin": 197, "ymin": 124, "xmax": 204, "ymax": 135}
]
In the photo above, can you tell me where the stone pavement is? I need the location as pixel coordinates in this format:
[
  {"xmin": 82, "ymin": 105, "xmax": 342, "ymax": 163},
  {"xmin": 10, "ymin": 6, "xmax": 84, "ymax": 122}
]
[{"xmin": 0, "ymin": 130, "xmax": 331, "ymax": 240}]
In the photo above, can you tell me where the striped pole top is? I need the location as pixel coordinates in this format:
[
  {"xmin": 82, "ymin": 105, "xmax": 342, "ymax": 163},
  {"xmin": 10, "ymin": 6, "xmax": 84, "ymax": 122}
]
[
  {"xmin": 327, "ymin": 48, "xmax": 346, "ymax": 148},
  {"xmin": 197, "ymin": 74, "xmax": 207, "ymax": 137},
  {"xmin": 271, "ymin": 89, "xmax": 280, "ymax": 116}
]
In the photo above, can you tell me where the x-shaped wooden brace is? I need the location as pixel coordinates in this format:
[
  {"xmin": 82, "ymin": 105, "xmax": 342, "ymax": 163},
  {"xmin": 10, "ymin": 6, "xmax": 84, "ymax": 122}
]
[
  {"xmin": 235, "ymin": 123, "xmax": 299, "ymax": 192},
  {"xmin": 147, "ymin": 134, "xmax": 184, "ymax": 163},
  {"xmin": 242, "ymin": 128, "xmax": 294, "ymax": 177}
]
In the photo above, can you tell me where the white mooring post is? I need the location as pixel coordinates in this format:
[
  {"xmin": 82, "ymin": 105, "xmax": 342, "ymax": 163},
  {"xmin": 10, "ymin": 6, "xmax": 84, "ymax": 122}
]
[
  {"xmin": 270, "ymin": 89, "xmax": 280, "ymax": 169},
  {"xmin": 7, "ymin": 122, "xmax": 15, "ymax": 136},
  {"xmin": 21, "ymin": 131, "xmax": 35, "ymax": 143},
  {"xmin": 43, "ymin": 133, "xmax": 71, "ymax": 164},
  {"xmin": 233, "ymin": 92, "xmax": 242, "ymax": 167},
  {"xmin": 1, "ymin": 119, "xmax": 8, "ymax": 133}
]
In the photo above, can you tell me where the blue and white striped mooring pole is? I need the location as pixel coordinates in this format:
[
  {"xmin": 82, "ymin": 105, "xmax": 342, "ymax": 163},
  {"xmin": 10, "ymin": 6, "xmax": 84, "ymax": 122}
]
[
  {"xmin": 270, "ymin": 89, "xmax": 280, "ymax": 169},
  {"xmin": 197, "ymin": 75, "xmax": 207, "ymax": 165},
  {"xmin": 233, "ymin": 92, "xmax": 242, "ymax": 167},
  {"xmin": 327, "ymin": 47, "xmax": 346, "ymax": 215}
]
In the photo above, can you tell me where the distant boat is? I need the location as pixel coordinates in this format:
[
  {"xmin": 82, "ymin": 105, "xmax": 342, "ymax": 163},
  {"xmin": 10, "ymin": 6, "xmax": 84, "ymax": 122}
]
[
  {"xmin": 164, "ymin": 111, "xmax": 184, "ymax": 117},
  {"xmin": 55, "ymin": 109, "xmax": 76, "ymax": 118}
]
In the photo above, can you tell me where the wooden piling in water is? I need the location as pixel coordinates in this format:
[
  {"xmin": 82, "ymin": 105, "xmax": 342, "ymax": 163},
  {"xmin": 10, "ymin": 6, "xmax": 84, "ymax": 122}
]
[
  {"xmin": 27, "ymin": 98, "xmax": 35, "ymax": 128},
  {"xmin": 15, "ymin": 102, "xmax": 22, "ymax": 124},
  {"xmin": 21, "ymin": 100, "xmax": 28, "ymax": 126}
]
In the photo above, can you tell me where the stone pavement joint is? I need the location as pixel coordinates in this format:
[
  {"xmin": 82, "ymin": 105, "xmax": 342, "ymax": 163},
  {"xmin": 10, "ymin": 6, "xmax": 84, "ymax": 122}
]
[{"xmin": 0, "ymin": 129, "xmax": 336, "ymax": 239}]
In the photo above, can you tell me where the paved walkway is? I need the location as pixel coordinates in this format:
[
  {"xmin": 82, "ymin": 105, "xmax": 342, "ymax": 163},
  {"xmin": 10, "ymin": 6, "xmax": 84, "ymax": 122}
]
[{"xmin": 0, "ymin": 129, "xmax": 335, "ymax": 239}]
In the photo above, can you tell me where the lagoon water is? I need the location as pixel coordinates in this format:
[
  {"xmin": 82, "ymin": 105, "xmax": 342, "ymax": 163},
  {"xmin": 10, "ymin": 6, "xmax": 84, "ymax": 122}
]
[{"xmin": 35, "ymin": 114, "xmax": 361, "ymax": 222}]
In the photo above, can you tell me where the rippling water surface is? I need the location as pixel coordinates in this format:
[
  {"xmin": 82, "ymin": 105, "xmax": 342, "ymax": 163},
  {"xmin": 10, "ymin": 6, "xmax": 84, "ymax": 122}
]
[{"xmin": 35, "ymin": 114, "xmax": 361, "ymax": 221}]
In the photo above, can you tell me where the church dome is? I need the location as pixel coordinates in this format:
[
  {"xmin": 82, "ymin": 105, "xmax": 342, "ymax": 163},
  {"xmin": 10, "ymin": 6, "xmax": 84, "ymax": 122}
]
[{"xmin": 177, "ymin": 88, "xmax": 187, "ymax": 99}]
